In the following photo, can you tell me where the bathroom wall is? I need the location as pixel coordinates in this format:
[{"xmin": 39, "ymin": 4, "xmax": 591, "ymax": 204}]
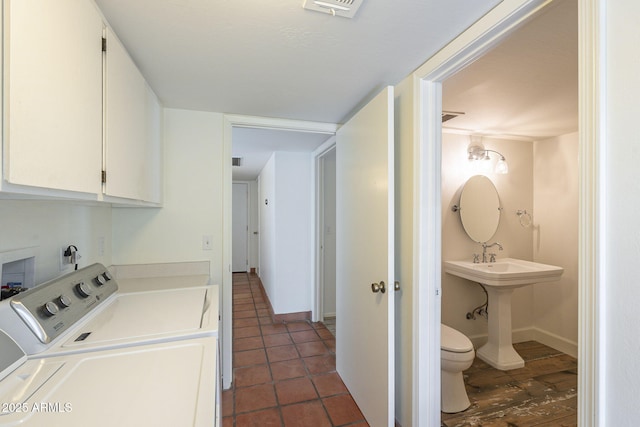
[
  {"xmin": 441, "ymin": 133, "xmax": 534, "ymax": 343},
  {"xmin": 441, "ymin": 131, "xmax": 579, "ymax": 354},
  {"xmin": 532, "ymin": 132, "xmax": 578, "ymax": 355}
]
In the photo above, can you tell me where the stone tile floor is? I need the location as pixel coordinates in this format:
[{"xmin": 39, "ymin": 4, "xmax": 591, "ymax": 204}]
[
  {"xmin": 222, "ymin": 272, "xmax": 368, "ymax": 427},
  {"xmin": 442, "ymin": 341, "xmax": 578, "ymax": 427}
]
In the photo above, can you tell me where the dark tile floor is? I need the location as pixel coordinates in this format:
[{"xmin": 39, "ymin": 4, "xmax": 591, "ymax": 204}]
[
  {"xmin": 222, "ymin": 272, "xmax": 369, "ymax": 427},
  {"xmin": 441, "ymin": 341, "xmax": 578, "ymax": 427}
]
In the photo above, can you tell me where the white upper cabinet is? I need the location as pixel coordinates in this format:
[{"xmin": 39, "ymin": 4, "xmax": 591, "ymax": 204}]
[
  {"xmin": 4, "ymin": 0, "xmax": 103, "ymax": 194},
  {"xmin": 104, "ymin": 27, "xmax": 162, "ymax": 204}
]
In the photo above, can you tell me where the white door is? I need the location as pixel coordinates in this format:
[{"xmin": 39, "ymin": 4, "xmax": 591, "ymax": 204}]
[
  {"xmin": 232, "ymin": 183, "xmax": 249, "ymax": 272},
  {"xmin": 336, "ymin": 87, "xmax": 394, "ymax": 427}
]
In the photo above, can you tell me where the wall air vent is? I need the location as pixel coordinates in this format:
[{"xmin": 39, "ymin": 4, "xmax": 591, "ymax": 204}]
[
  {"xmin": 232, "ymin": 157, "xmax": 242, "ymax": 167},
  {"xmin": 303, "ymin": 0, "xmax": 363, "ymax": 18},
  {"xmin": 442, "ymin": 111, "xmax": 465, "ymax": 123}
]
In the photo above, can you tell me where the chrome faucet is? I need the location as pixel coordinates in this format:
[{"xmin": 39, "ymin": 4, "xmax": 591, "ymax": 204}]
[{"xmin": 481, "ymin": 242, "xmax": 503, "ymax": 263}]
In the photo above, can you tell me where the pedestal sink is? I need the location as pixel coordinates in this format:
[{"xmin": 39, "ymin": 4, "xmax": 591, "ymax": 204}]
[{"xmin": 443, "ymin": 258, "xmax": 563, "ymax": 370}]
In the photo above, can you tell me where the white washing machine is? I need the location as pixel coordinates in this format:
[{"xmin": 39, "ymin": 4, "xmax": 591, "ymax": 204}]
[
  {"xmin": 0, "ymin": 263, "xmax": 220, "ymax": 426},
  {"xmin": 0, "ymin": 263, "xmax": 218, "ymax": 357},
  {"xmin": 0, "ymin": 330, "xmax": 217, "ymax": 426}
]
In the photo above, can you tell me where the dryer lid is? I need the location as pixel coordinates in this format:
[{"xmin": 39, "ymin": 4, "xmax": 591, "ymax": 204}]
[{"xmin": 441, "ymin": 324, "xmax": 473, "ymax": 353}]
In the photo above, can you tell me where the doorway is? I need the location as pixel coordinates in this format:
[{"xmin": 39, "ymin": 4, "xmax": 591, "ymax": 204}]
[
  {"xmin": 414, "ymin": 0, "xmax": 599, "ymax": 425},
  {"xmin": 315, "ymin": 145, "xmax": 337, "ymax": 334},
  {"xmin": 221, "ymin": 115, "xmax": 337, "ymax": 389},
  {"xmin": 232, "ymin": 182, "xmax": 249, "ymax": 273}
]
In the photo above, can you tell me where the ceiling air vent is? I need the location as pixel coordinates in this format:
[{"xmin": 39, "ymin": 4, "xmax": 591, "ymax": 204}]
[
  {"xmin": 303, "ymin": 0, "xmax": 363, "ymax": 18},
  {"xmin": 442, "ymin": 111, "xmax": 465, "ymax": 123},
  {"xmin": 232, "ymin": 157, "xmax": 242, "ymax": 167}
]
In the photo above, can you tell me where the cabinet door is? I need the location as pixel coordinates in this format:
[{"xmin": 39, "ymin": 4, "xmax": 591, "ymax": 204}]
[
  {"xmin": 4, "ymin": 0, "xmax": 103, "ymax": 194},
  {"xmin": 104, "ymin": 27, "xmax": 162, "ymax": 203}
]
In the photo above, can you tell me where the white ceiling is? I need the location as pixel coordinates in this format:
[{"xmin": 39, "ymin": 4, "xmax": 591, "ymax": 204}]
[
  {"xmin": 231, "ymin": 127, "xmax": 332, "ymax": 181},
  {"xmin": 94, "ymin": 0, "xmax": 578, "ymax": 179},
  {"xmin": 93, "ymin": 0, "xmax": 500, "ymax": 124},
  {"xmin": 443, "ymin": 0, "xmax": 578, "ymax": 140}
]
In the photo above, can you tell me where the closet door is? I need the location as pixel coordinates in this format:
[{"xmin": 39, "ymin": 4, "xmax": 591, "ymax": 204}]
[{"xmin": 5, "ymin": 0, "xmax": 103, "ymax": 194}]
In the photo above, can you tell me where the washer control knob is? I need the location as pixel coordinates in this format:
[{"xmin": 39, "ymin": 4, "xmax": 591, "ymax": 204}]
[
  {"xmin": 58, "ymin": 294, "xmax": 72, "ymax": 308},
  {"xmin": 43, "ymin": 301, "xmax": 59, "ymax": 317},
  {"xmin": 95, "ymin": 275, "xmax": 107, "ymax": 286},
  {"xmin": 102, "ymin": 271, "xmax": 113, "ymax": 281},
  {"xmin": 75, "ymin": 282, "xmax": 93, "ymax": 298}
]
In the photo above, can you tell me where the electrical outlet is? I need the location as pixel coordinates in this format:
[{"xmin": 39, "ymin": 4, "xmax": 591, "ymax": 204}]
[
  {"xmin": 60, "ymin": 247, "xmax": 72, "ymax": 271},
  {"xmin": 60, "ymin": 245, "xmax": 81, "ymax": 270},
  {"xmin": 202, "ymin": 235, "xmax": 213, "ymax": 251}
]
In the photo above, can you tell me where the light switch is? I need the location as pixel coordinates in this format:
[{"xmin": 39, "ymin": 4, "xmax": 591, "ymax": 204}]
[{"xmin": 202, "ymin": 235, "xmax": 213, "ymax": 251}]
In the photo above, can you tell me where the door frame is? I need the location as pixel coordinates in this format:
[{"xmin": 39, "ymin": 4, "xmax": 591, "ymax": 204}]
[
  {"xmin": 312, "ymin": 139, "xmax": 337, "ymax": 323},
  {"xmin": 413, "ymin": 0, "xmax": 602, "ymax": 425},
  {"xmin": 222, "ymin": 114, "xmax": 337, "ymax": 389}
]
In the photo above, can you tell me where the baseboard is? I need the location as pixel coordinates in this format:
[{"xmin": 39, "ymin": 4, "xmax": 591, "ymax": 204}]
[
  {"xmin": 468, "ymin": 327, "xmax": 578, "ymax": 359},
  {"xmin": 250, "ymin": 275, "xmax": 311, "ymax": 323},
  {"xmin": 273, "ymin": 311, "xmax": 311, "ymax": 322},
  {"xmin": 529, "ymin": 327, "xmax": 578, "ymax": 358},
  {"xmin": 323, "ymin": 312, "xmax": 336, "ymax": 318}
]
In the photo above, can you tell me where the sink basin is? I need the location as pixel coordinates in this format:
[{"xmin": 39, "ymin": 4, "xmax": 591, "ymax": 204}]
[
  {"xmin": 443, "ymin": 258, "xmax": 563, "ymax": 288},
  {"xmin": 443, "ymin": 257, "xmax": 564, "ymax": 370}
]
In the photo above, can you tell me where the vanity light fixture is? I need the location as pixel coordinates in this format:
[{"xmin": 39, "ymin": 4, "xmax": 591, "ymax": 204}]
[{"xmin": 468, "ymin": 145, "xmax": 509, "ymax": 174}]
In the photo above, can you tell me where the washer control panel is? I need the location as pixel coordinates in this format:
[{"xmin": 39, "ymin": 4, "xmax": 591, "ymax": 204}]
[{"xmin": 10, "ymin": 263, "xmax": 118, "ymax": 344}]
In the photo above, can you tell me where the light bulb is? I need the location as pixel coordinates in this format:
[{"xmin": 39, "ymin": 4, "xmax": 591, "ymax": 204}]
[{"xmin": 495, "ymin": 158, "xmax": 509, "ymax": 174}]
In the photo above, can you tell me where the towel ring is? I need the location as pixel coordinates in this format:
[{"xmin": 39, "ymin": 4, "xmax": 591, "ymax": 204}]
[{"xmin": 516, "ymin": 209, "xmax": 532, "ymax": 228}]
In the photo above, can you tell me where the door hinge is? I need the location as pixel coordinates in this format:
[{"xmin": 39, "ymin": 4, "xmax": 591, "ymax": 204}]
[
  {"xmin": 101, "ymin": 170, "xmax": 107, "ymax": 184},
  {"xmin": 102, "ymin": 37, "xmax": 107, "ymax": 52}
]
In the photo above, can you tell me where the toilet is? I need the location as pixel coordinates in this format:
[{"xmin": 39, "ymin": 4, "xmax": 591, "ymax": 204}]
[{"xmin": 441, "ymin": 324, "xmax": 475, "ymax": 413}]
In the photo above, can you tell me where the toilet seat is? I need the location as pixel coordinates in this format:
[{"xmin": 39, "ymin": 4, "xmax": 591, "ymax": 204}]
[{"xmin": 441, "ymin": 324, "xmax": 473, "ymax": 353}]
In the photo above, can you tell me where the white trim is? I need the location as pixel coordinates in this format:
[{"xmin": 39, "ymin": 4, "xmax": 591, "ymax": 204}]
[
  {"xmin": 222, "ymin": 115, "xmax": 337, "ymax": 389},
  {"xmin": 312, "ymin": 139, "xmax": 337, "ymax": 322},
  {"xmin": 578, "ymin": 0, "xmax": 605, "ymax": 426},
  {"xmin": 223, "ymin": 114, "xmax": 337, "ymax": 135},
  {"xmin": 413, "ymin": 78, "xmax": 443, "ymax": 427}
]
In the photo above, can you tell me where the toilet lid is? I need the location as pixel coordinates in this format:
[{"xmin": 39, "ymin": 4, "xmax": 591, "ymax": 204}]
[{"xmin": 441, "ymin": 324, "xmax": 473, "ymax": 353}]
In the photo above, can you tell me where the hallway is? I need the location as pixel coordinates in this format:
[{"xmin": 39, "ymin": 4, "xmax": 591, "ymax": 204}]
[{"xmin": 222, "ymin": 272, "xmax": 368, "ymax": 427}]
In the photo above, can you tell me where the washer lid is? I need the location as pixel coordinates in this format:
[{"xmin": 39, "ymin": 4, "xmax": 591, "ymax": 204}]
[{"xmin": 441, "ymin": 324, "xmax": 473, "ymax": 353}]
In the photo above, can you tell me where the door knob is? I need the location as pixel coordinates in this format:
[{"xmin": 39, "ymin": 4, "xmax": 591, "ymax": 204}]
[
  {"xmin": 371, "ymin": 281, "xmax": 386, "ymax": 293},
  {"xmin": 394, "ymin": 281, "xmax": 400, "ymax": 291}
]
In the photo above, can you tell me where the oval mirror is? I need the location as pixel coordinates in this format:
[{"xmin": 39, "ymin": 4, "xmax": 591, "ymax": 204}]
[{"xmin": 459, "ymin": 175, "xmax": 501, "ymax": 243}]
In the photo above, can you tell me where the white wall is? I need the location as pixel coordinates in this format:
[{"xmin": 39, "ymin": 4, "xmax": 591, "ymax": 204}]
[
  {"xmin": 441, "ymin": 133, "xmax": 534, "ymax": 342},
  {"xmin": 112, "ymin": 108, "xmax": 225, "ymax": 284},
  {"xmin": 0, "ymin": 200, "xmax": 112, "ymax": 284},
  {"xmin": 259, "ymin": 154, "xmax": 277, "ymax": 301},
  {"xmin": 604, "ymin": 0, "xmax": 640, "ymax": 421},
  {"xmin": 258, "ymin": 151, "xmax": 312, "ymax": 315},
  {"xmin": 533, "ymin": 132, "xmax": 578, "ymax": 355}
]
